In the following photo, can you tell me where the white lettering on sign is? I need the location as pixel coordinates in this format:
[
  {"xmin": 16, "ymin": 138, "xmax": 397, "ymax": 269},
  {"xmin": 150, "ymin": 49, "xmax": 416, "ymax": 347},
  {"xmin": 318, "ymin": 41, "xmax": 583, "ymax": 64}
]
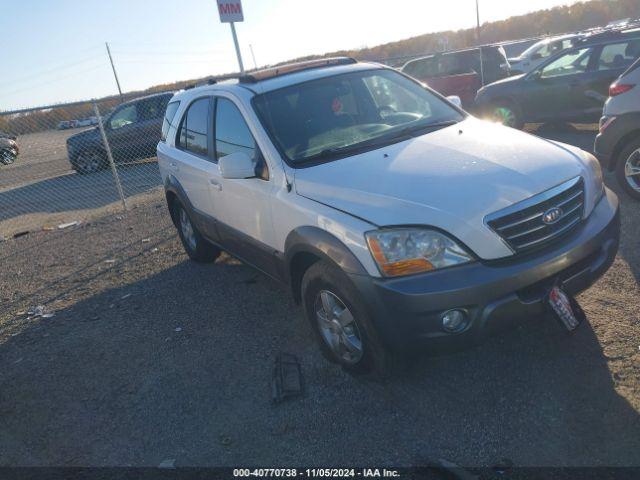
[{"xmin": 217, "ymin": 0, "xmax": 244, "ymax": 22}]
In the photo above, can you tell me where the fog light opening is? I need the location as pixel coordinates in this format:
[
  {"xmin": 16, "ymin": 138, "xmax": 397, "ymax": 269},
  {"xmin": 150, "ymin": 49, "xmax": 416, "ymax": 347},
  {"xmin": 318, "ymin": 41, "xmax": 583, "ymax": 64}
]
[{"xmin": 441, "ymin": 309, "xmax": 468, "ymax": 333}]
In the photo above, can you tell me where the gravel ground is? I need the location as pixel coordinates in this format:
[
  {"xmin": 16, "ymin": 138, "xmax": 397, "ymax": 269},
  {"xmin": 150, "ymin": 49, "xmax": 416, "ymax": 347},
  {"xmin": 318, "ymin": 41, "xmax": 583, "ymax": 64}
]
[{"xmin": 0, "ymin": 129, "xmax": 638, "ymax": 468}]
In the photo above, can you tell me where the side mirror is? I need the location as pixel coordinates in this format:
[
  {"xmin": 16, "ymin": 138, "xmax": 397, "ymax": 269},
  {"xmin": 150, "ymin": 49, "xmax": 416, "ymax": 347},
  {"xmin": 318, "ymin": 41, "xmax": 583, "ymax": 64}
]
[
  {"xmin": 219, "ymin": 151, "xmax": 256, "ymax": 179},
  {"xmin": 528, "ymin": 70, "xmax": 542, "ymax": 81},
  {"xmin": 446, "ymin": 95, "xmax": 462, "ymax": 108}
]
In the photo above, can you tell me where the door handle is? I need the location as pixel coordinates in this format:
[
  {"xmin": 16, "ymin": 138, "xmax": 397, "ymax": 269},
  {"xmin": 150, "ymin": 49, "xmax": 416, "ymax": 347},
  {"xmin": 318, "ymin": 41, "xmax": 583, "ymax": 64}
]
[{"xmin": 209, "ymin": 179, "xmax": 222, "ymax": 191}]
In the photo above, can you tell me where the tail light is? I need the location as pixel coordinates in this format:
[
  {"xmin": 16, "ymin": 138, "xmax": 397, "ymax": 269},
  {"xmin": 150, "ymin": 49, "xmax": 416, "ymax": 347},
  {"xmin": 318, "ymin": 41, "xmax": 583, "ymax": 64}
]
[{"xmin": 609, "ymin": 83, "xmax": 635, "ymax": 97}]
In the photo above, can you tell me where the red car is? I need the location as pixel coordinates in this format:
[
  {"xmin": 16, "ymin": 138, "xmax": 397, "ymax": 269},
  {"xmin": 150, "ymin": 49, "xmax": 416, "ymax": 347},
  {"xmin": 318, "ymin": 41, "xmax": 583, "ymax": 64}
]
[{"xmin": 401, "ymin": 46, "xmax": 510, "ymax": 108}]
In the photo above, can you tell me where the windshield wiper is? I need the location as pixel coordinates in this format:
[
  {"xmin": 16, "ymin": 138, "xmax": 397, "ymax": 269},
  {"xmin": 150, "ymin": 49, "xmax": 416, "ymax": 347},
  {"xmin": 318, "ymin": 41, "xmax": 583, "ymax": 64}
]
[
  {"xmin": 297, "ymin": 134, "xmax": 413, "ymax": 165},
  {"xmin": 295, "ymin": 120, "xmax": 459, "ymax": 165},
  {"xmin": 391, "ymin": 119, "xmax": 459, "ymax": 139}
]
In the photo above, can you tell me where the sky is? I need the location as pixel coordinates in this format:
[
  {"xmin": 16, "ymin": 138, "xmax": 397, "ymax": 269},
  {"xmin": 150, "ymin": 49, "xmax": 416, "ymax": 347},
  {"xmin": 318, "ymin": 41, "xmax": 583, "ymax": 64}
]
[{"xmin": 1, "ymin": 0, "xmax": 575, "ymax": 111}]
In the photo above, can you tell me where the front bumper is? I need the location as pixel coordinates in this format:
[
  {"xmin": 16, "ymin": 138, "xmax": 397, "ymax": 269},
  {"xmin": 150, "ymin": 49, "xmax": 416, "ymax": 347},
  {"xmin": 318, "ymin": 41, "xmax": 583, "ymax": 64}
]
[{"xmin": 349, "ymin": 188, "xmax": 620, "ymax": 353}]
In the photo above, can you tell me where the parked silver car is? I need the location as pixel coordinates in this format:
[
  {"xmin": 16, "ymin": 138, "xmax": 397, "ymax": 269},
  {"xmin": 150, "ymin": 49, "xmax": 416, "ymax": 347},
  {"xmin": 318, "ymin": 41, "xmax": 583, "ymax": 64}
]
[{"xmin": 595, "ymin": 57, "xmax": 640, "ymax": 200}]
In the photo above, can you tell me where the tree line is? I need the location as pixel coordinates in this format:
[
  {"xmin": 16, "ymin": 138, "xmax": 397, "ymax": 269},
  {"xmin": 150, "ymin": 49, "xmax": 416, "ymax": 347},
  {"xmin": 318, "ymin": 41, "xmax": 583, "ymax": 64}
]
[{"xmin": 2, "ymin": 0, "xmax": 638, "ymax": 136}]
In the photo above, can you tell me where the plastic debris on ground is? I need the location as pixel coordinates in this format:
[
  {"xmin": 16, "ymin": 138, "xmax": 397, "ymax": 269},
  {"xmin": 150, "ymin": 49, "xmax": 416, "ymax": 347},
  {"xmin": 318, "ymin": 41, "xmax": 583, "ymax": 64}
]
[
  {"xmin": 158, "ymin": 459, "xmax": 175, "ymax": 469},
  {"xmin": 120, "ymin": 293, "xmax": 132, "ymax": 300},
  {"xmin": 141, "ymin": 238, "xmax": 151, "ymax": 243},
  {"xmin": 272, "ymin": 353, "xmax": 304, "ymax": 404},
  {"xmin": 27, "ymin": 305, "xmax": 55, "ymax": 319},
  {"xmin": 58, "ymin": 221, "xmax": 80, "ymax": 229},
  {"xmin": 13, "ymin": 231, "xmax": 30, "ymax": 238},
  {"xmin": 174, "ymin": 327, "xmax": 182, "ymax": 332}
]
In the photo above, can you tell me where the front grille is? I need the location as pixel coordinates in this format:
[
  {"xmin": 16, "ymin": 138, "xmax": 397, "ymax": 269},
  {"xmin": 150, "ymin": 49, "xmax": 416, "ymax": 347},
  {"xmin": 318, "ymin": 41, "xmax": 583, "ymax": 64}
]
[{"xmin": 486, "ymin": 177, "xmax": 585, "ymax": 253}]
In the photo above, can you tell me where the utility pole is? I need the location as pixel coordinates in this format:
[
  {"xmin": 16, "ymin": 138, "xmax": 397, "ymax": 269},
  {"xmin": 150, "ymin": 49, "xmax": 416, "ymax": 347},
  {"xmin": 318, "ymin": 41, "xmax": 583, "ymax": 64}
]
[
  {"xmin": 249, "ymin": 44, "xmax": 258, "ymax": 70},
  {"xmin": 105, "ymin": 42, "xmax": 123, "ymax": 102},
  {"xmin": 476, "ymin": 0, "xmax": 485, "ymax": 87}
]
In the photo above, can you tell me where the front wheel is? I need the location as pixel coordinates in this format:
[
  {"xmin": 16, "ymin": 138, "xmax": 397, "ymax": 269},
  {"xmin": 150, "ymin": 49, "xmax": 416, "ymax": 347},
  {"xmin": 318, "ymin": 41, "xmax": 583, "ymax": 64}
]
[
  {"xmin": 616, "ymin": 139, "xmax": 640, "ymax": 201},
  {"xmin": 301, "ymin": 261, "xmax": 396, "ymax": 376},
  {"xmin": 0, "ymin": 150, "xmax": 15, "ymax": 165},
  {"xmin": 488, "ymin": 101, "xmax": 524, "ymax": 129},
  {"xmin": 73, "ymin": 150, "xmax": 106, "ymax": 174}
]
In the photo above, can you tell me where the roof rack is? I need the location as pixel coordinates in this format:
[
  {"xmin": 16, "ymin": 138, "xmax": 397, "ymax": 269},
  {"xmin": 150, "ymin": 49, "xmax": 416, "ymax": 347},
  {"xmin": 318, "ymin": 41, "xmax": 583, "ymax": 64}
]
[{"xmin": 239, "ymin": 57, "xmax": 357, "ymax": 83}]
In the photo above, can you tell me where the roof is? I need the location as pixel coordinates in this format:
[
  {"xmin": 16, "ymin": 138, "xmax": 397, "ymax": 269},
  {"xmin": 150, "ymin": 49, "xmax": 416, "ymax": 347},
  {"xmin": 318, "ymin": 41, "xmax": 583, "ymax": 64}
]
[
  {"xmin": 175, "ymin": 60, "xmax": 383, "ymax": 98},
  {"xmin": 120, "ymin": 91, "xmax": 175, "ymax": 106}
]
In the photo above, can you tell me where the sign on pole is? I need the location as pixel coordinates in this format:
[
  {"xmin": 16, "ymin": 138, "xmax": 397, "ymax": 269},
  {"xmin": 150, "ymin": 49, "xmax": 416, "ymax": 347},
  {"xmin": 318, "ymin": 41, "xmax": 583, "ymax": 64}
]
[
  {"xmin": 217, "ymin": 0, "xmax": 244, "ymax": 23},
  {"xmin": 216, "ymin": 0, "xmax": 245, "ymax": 73}
]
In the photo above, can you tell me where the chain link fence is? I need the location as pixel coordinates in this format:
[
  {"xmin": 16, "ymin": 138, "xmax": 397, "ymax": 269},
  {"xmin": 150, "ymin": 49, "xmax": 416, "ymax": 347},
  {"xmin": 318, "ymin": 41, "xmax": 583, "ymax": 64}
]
[{"xmin": 0, "ymin": 92, "xmax": 174, "ymax": 238}]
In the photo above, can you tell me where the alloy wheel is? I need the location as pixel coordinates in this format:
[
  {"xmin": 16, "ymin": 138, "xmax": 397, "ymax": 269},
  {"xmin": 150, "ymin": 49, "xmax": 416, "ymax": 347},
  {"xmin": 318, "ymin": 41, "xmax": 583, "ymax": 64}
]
[
  {"xmin": 314, "ymin": 290, "xmax": 363, "ymax": 364},
  {"xmin": 76, "ymin": 152, "xmax": 101, "ymax": 173},
  {"xmin": 179, "ymin": 208, "xmax": 197, "ymax": 251},
  {"xmin": 493, "ymin": 106, "xmax": 517, "ymax": 128},
  {"xmin": 624, "ymin": 148, "xmax": 640, "ymax": 193}
]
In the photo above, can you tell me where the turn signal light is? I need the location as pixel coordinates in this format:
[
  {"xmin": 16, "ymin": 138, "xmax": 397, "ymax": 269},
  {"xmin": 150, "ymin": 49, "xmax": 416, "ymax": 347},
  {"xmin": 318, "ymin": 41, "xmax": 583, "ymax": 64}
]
[{"xmin": 609, "ymin": 83, "xmax": 635, "ymax": 97}]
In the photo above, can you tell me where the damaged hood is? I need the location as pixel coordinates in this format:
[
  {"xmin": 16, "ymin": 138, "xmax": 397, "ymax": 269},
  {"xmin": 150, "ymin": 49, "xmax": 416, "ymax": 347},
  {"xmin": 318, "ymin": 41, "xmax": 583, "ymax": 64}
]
[{"xmin": 293, "ymin": 118, "xmax": 587, "ymax": 260}]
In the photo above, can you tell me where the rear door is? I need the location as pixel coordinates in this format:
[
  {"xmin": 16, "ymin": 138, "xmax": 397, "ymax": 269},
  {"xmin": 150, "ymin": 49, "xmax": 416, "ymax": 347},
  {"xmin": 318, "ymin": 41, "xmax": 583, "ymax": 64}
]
[
  {"xmin": 169, "ymin": 96, "xmax": 220, "ymax": 241},
  {"xmin": 582, "ymin": 39, "xmax": 640, "ymax": 120},
  {"xmin": 137, "ymin": 95, "xmax": 171, "ymax": 157}
]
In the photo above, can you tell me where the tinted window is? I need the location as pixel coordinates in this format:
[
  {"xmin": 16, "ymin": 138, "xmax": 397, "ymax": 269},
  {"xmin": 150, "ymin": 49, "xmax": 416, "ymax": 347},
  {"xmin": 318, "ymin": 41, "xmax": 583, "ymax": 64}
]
[
  {"xmin": 110, "ymin": 104, "xmax": 137, "ymax": 129},
  {"xmin": 177, "ymin": 98, "xmax": 209, "ymax": 157},
  {"xmin": 161, "ymin": 101, "xmax": 180, "ymax": 142},
  {"xmin": 598, "ymin": 40, "xmax": 640, "ymax": 71},
  {"xmin": 540, "ymin": 48, "xmax": 592, "ymax": 78},
  {"xmin": 138, "ymin": 97, "xmax": 166, "ymax": 121}
]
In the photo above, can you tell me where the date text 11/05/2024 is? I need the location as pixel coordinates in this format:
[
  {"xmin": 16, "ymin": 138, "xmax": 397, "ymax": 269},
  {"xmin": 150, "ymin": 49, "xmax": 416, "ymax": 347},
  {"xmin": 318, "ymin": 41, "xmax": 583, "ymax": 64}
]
[{"xmin": 233, "ymin": 468, "xmax": 401, "ymax": 478}]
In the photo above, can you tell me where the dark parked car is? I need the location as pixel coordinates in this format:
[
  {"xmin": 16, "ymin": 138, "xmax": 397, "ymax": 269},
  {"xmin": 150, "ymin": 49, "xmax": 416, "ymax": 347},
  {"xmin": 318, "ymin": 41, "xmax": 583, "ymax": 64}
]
[
  {"xmin": 66, "ymin": 92, "xmax": 173, "ymax": 173},
  {"xmin": 475, "ymin": 34, "xmax": 640, "ymax": 129},
  {"xmin": 402, "ymin": 46, "xmax": 510, "ymax": 108}
]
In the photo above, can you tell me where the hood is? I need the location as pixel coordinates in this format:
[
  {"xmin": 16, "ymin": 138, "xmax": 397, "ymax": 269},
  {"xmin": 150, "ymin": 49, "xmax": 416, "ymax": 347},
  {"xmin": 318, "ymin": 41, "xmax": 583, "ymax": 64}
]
[
  {"xmin": 293, "ymin": 117, "xmax": 588, "ymax": 260},
  {"xmin": 481, "ymin": 73, "xmax": 526, "ymax": 91},
  {"xmin": 67, "ymin": 127, "xmax": 99, "ymax": 144}
]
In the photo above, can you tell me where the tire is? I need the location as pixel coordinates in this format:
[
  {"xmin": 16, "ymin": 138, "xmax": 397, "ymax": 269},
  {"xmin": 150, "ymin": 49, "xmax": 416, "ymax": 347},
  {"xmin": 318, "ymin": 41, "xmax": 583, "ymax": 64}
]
[
  {"xmin": 73, "ymin": 150, "xmax": 106, "ymax": 174},
  {"xmin": 616, "ymin": 138, "xmax": 640, "ymax": 201},
  {"xmin": 172, "ymin": 201, "xmax": 221, "ymax": 263},
  {"xmin": 488, "ymin": 100, "xmax": 524, "ymax": 130},
  {"xmin": 0, "ymin": 151, "xmax": 14, "ymax": 165},
  {"xmin": 301, "ymin": 260, "xmax": 396, "ymax": 376}
]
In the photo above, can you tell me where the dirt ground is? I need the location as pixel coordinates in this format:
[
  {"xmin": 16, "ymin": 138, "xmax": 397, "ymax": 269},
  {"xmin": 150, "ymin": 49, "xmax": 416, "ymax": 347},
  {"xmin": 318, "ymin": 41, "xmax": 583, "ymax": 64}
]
[{"xmin": 0, "ymin": 128, "xmax": 638, "ymax": 468}]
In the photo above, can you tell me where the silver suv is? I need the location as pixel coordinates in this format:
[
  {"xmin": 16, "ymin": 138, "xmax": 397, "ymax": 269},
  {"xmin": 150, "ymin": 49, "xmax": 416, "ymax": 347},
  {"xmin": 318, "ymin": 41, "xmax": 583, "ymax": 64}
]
[{"xmin": 595, "ymin": 57, "xmax": 640, "ymax": 200}]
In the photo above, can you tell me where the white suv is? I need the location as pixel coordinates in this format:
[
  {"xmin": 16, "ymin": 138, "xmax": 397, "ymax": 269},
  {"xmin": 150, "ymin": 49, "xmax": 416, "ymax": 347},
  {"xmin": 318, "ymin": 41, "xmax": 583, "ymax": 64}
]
[{"xmin": 158, "ymin": 58, "xmax": 620, "ymax": 374}]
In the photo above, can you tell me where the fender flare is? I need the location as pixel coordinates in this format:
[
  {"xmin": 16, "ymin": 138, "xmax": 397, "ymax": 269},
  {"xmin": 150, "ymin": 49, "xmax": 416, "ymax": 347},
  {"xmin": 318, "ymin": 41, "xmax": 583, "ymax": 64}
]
[
  {"xmin": 164, "ymin": 175, "xmax": 195, "ymax": 227},
  {"xmin": 284, "ymin": 226, "xmax": 368, "ymax": 302}
]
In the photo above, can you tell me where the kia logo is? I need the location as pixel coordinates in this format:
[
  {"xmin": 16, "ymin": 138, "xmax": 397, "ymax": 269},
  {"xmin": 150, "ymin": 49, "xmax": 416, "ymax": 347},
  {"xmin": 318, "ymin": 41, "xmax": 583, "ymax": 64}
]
[{"xmin": 542, "ymin": 207, "xmax": 563, "ymax": 224}]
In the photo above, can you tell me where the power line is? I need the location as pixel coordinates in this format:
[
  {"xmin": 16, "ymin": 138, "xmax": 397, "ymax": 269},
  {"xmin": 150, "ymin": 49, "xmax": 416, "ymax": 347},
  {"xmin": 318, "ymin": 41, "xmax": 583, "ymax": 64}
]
[{"xmin": 0, "ymin": 55, "xmax": 106, "ymax": 88}]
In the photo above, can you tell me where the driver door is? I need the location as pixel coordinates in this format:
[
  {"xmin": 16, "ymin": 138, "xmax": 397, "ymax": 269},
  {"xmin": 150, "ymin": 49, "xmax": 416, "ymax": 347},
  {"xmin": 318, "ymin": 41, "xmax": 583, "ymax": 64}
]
[
  {"xmin": 105, "ymin": 103, "xmax": 144, "ymax": 161},
  {"xmin": 522, "ymin": 47, "xmax": 595, "ymax": 122},
  {"xmin": 210, "ymin": 96, "xmax": 278, "ymax": 278}
]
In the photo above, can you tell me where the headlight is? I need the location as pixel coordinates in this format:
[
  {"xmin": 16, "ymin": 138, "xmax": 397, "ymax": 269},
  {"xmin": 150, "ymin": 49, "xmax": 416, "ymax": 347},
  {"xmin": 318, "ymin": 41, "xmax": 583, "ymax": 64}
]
[
  {"xmin": 365, "ymin": 228, "xmax": 474, "ymax": 277},
  {"xmin": 583, "ymin": 151, "xmax": 604, "ymax": 205}
]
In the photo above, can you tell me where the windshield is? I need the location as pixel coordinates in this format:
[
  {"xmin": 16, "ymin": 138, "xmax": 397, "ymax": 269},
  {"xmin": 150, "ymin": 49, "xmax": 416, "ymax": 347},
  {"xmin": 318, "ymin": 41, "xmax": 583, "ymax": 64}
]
[{"xmin": 252, "ymin": 68, "xmax": 464, "ymax": 165}]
